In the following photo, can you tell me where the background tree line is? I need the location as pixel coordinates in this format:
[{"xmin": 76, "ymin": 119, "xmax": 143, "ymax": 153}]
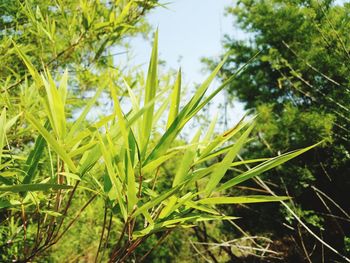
[{"xmin": 204, "ymin": 0, "xmax": 350, "ymax": 261}]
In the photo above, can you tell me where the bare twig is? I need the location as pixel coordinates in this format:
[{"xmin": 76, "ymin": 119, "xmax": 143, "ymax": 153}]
[{"xmin": 95, "ymin": 203, "xmax": 108, "ymax": 263}]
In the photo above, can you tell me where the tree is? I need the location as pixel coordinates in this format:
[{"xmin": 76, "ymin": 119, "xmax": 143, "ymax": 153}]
[
  {"xmin": 0, "ymin": 0, "xmax": 156, "ymax": 80},
  {"xmin": 208, "ymin": 0, "xmax": 350, "ymax": 261},
  {"xmin": 1, "ymin": 0, "xmax": 159, "ymax": 146}
]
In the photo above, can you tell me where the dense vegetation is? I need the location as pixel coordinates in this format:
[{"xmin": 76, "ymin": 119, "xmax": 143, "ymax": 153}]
[
  {"xmin": 0, "ymin": 0, "xmax": 349, "ymax": 262},
  {"xmin": 205, "ymin": 0, "xmax": 350, "ymax": 262}
]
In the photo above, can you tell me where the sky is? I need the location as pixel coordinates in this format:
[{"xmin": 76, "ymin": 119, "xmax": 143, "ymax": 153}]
[{"xmin": 131, "ymin": 0, "xmax": 241, "ymax": 82}]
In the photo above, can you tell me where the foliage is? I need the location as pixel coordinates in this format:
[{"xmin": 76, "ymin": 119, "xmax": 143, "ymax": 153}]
[
  {"xmin": 1, "ymin": 0, "xmax": 159, "ymax": 156},
  {"xmin": 2, "ymin": 29, "xmax": 313, "ymax": 260},
  {"xmin": 0, "ymin": 0, "xmax": 155, "ymax": 80},
  {"xmin": 207, "ymin": 0, "xmax": 350, "ymax": 261},
  {"xmin": 345, "ymin": 236, "xmax": 350, "ymax": 257},
  {"xmin": 0, "ymin": 1, "xmax": 320, "ymax": 262}
]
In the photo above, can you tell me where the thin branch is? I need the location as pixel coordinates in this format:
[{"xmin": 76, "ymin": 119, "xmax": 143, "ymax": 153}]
[{"xmin": 95, "ymin": 203, "xmax": 108, "ymax": 263}]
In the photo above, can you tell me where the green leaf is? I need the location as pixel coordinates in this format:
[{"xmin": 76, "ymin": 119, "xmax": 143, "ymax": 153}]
[
  {"xmin": 68, "ymin": 141, "xmax": 97, "ymax": 158},
  {"xmin": 77, "ymin": 102, "xmax": 152, "ymax": 176},
  {"xmin": 58, "ymin": 69, "xmax": 68, "ymax": 106},
  {"xmin": 0, "ymin": 108, "xmax": 6, "ymax": 165},
  {"xmin": 133, "ymin": 214, "xmax": 237, "ymax": 238},
  {"xmin": 198, "ymin": 195, "xmax": 290, "ymax": 205},
  {"xmin": 153, "ymin": 96, "xmax": 171, "ymax": 126},
  {"xmin": 173, "ymin": 129, "xmax": 201, "ymax": 187},
  {"xmin": 58, "ymin": 172, "xmax": 81, "ymax": 181},
  {"xmin": 166, "ymin": 68, "xmax": 181, "ymax": 129},
  {"xmin": 5, "ymin": 113, "xmax": 21, "ymax": 132},
  {"xmin": 217, "ymin": 142, "xmax": 322, "ymax": 191},
  {"xmin": 192, "ymin": 52, "xmax": 261, "ymax": 119},
  {"xmin": 196, "ymin": 144, "xmax": 232, "ymax": 165},
  {"xmin": 13, "ymin": 42, "xmax": 42, "ymax": 85},
  {"xmin": 158, "ymin": 196, "xmax": 178, "ymax": 219},
  {"xmin": 159, "ymin": 192, "xmax": 194, "ymax": 217},
  {"xmin": 142, "ymin": 152, "xmax": 177, "ymax": 174},
  {"xmin": 230, "ymin": 158, "xmax": 270, "ymax": 167},
  {"xmin": 97, "ymin": 132, "xmax": 127, "ymax": 221},
  {"xmin": 0, "ymin": 184, "xmax": 72, "ymax": 193},
  {"xmin": 199, "ymin": 116, "xmax": 248, "ymax": 160},
  {"xmin": 142, "ymin": 210, "xmax": 154, "ymax": 225},
  {"xmin": 0, "ymin": 200, "xmax": 12, "ymax": 209},
  {"xmin": 184, "ymin": 200, "xmax": 220, "ymax": 215},
  {"xmin": 185, "ymin": 55, "xmax": 229, "ymax": 118},
  {"xmin": 42, "ymin": 69, "xmax": 66, "ymax": 139},
  {"xmin": 110, "ymin": 84, "xmax": 137, "ymax": 212},
  {"xmin": 67, "ymin": 85, "xmax": 103, "ymax": 138},
  {"xmin": 26, "ymin": 113, "xmax": 78, "ymax": 173},
  {"xmin": 141, "ymin": 29, "xmax": 158, "ymax": 157},
  {"xmin": 132, "ymin": 185, "xmax": 181, "ymax": 218},
  {"xmin": 205, "ymin": 123, "xmax": 255, "ymax": 195},
  {"xmin": 202, "ymin": 113, "xmax": 218, "ymax": 143},
  {"xmin": 22, "ymin": 121, "xmax": 50, "ymax": 186},
  {"xmin": 67, "ymin": 114, "xmax": 113, "ymax": 148},
  {"xmin": 144, "ymin": 67, "xmax": 244, "ymax": 167}
]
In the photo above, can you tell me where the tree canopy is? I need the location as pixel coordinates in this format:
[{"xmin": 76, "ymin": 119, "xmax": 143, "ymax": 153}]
[{"xmin": 209, "ymin": 0, "xmax": 350, "ymax": 261}]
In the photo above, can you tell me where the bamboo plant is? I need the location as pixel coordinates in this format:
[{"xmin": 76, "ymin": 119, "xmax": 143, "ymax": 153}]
[{"xmin": 0, "ymin": 31, "xmax": 319, "ymax": 262}]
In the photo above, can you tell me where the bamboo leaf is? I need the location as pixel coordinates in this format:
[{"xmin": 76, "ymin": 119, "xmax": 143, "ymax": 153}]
[
  {"xmin": 133, "ymin": 215, "xmax": 237, "ymax": 238},
  {"xmin": 199, "ymin": 116, "xmax": 248, "ymax": 159},
  {"xmin": 110, "ymin": 84, "xmax": 137, "ymax": 212},
  {"xmin": 68, "ymin": 141, "xmax": 97, "ymax": 158},
  {"xmin": 40, "ymin": 210, "xmax": 62, "ymax": 217},
  {"xmin": 22, "ymin": 121, "xmax": 50, "ymax": 186},
  {"xmin": 202, "ymin": 112, "xmax": 218, "ymax": 144},
  {"xmin": 0, "ymin": 108, "xmax": 6, "ymax": 165},
  {"xmin": 0, "ymin": 184, "xmax": 72, "ymax": 193},
  {"xmin": 77, "ymin": 103, "xmax": 151, "ymax": 176},
  {"xmin": 198, "ymin": 195, "xmax": 290, "ymax": 205},
  {"xmin": 58, "ymin": 172, "xmax": 81, "ymax": 181},
  {"xmin": 161, "ymin": 192, "xmax": 194, "ymax": 217},
  {"xmin": 67, "ymin": 114, "xmax": 113, "ymax": 147},
  {"xmin": 217, "ymin": 142, "xmax": 322, "ymax": 191},
  {"xmin": 166, "ymin": 69, "xmax": 181, "ymax": 129},
  {"xmin": 67, "ymin": 85, "xmax": 104, "ymax": 138},
  {"xmin": 13, "ymin": 42, "xmax": 42, "ymax": 84},
  {"xmin": 185, "ymin": 55, "xmax": 229, "ymax": 118},
  {"xmin": 5, "ymin": 113, "xmax": 21, "ymax": 132},
  {"xmin": 97, "ymin": 133, "xmax": 127, "ymax": 221},
  {"xmin": 142, "ymin": 152, "xmax": 177, "ymax": 174},
  {"xmin": 26, "ymin": 113, "xmax": 78, "ymax": 173},
  {"xmin": 144, "ymin": 57, "xmax": 234, "ymax": 166},
  {"xmin": 58, "ymin": 69, "xmax": 68, "ymax": 106},
  {"xmin": 191, "ymin": 52, "xmax": 261, "ymax": 120},
  {"xmin": 205, "ymin": 124, "xmax": 255, "ymax": 194},
  {"xmin": 184, "ymin": 200, "xmax": 220, "ymax": 215},
  {"xmin": 141, "ymin": 29, "xmax": 158, "ymax": 157},
  {"xmin": 230, "ymin": 158, "xmax": 270, "ymax": 167},
  {"xmin": 173, "ymin": 129, "xmax": 201, "ymax": 187},
  {"xmin": 132, "ymin": 185, "xmax": 181, "ymax": 218},
  {"xmin": 42, "ymin": 70, "xmax": 66, "ymax": 138},
  {"xmin": 159, "ymin": 196, "xmax": 178, "ymax": 219},
  {"xmin": 142, "ymin": 210, "xmax": 154, "ymax": 225},
  {"xmin": 153, "ymin": 96, "xmax": 171, "ymax": 126}
]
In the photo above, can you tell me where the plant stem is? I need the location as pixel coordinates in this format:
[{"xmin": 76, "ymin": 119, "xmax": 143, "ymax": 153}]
[{"xmin": 95, "ymin": 203, "xmax": 108, "ymax": 263}]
